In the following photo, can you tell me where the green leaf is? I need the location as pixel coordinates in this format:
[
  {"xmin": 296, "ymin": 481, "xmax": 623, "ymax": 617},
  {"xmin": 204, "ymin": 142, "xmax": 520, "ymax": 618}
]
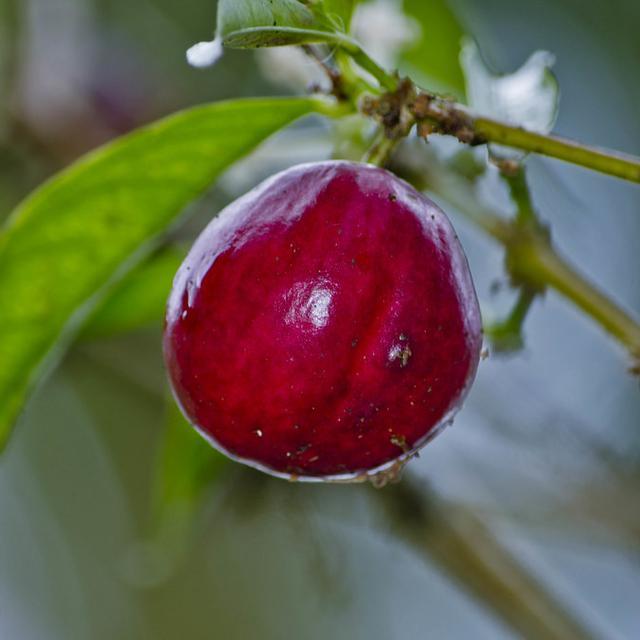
[
  {"xmin": 217, "ymin": 0, "xmax": 353, "ymax": 48},
  {"xmin": 460, "ymin": 39, "xmax": 559, "ymax": 159},
  {"xmin": 400, "ymin": 0, "xmax": 466, "ymax": 97},
  {"xmin": 81, "ymin": 247, "xmax": 185, "ymax": 339},
  {"xmin": 0, "ymin": 97, "xmax": 321, "ymax": 448}
]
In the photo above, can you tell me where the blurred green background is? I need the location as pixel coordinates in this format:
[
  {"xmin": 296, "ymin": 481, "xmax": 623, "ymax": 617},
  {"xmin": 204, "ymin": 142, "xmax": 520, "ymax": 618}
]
[{"xmin": 0, "ymin": 0, "xmax": 639, "ymax": 638}]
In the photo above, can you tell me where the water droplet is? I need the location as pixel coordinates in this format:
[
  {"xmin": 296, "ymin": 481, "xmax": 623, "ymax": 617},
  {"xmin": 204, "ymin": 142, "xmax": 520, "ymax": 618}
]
[{"xmin": 186, "ymin": 38, "xmax": 223, "ymax": 68}]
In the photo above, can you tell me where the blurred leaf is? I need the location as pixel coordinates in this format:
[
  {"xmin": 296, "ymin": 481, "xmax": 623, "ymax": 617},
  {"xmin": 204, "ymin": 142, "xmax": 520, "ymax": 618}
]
[
  {"xmin": 0, "ymin": 97, "xmax": 321, "ymax": 448},
  {"xmin": 81, "ymin": 247, "xmax": 185, "ymax": 339},
  {"xmin": 381, "ymin": 479, "xmax": 598, "ymax": 640},
  {"xmin": 217, "ymin": 0, "xmax": 352, "ymax": 48},
  {"xmin": 129, "ymin": 398, "xmax": 228, "ymax": 587},
  {"xmin": 155, "ymin": 397, "xmax": 227, "ymax": 516},
  {"xmin": 460, "ymin": 39, "xmax": 559, "ymax": 159},
  {"xmin": 400, "ymin": 0, "xmax": 466, "ymax": 97}
]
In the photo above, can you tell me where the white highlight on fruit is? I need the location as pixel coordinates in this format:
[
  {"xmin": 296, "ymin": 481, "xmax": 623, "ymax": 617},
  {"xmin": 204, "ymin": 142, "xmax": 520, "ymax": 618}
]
[
  {"xmin": 186, "ymin": 38, "xmax": 223, "ymax": 68},
  {"xmin": 306, "ymin": 286, "xmax": 332, "ymax": 328},
  {"xmin": 285, "ymin": 280, "xmax": 334, "ymax": 330}
]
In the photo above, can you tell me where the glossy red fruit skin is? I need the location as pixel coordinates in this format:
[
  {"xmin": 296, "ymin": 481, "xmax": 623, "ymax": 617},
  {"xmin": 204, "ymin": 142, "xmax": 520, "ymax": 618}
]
[{"xmin": 164, "ymin": 161, "xmax": 482, "ymax": 481}]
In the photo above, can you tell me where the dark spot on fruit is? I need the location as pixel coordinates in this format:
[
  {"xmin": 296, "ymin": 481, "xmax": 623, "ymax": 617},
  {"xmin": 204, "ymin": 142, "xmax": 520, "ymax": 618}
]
[{"xmin": 390, "ymin": 434, "xmax": 410, "ymax": 453}]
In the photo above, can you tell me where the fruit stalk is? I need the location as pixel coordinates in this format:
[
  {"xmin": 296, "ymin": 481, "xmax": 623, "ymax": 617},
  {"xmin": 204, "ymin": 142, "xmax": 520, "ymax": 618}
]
[
  {"xmin": 343, "ymin": 42, "xmax": 399, "ymax": 93},
  {"xmin": 508, "ymin": 233, "xmax": 640, "ymax": 363}
]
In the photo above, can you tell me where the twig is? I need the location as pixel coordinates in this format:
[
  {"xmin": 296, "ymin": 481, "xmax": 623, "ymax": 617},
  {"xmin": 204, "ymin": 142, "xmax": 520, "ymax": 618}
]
[
  {"xmin": 377, "ymin": 477, "xmax": 598, "ymax": 640},
  {"xmin": 410, "ymin": 92, "xmax": 640, "ymax": 183},
  {"xmin": 343, "ymin": 43, "xmax": 399, "ymax": 92},
  {"xmin": 507, "ymin": 234, "xmax": 640, "ymax": 363},
  {"xmin": 474, "ymin": 117, "xmax": 640, "ymax": 183},
  {"xmin": 340, "ymin": 45, "xmax": 640, "ymax": 183}
]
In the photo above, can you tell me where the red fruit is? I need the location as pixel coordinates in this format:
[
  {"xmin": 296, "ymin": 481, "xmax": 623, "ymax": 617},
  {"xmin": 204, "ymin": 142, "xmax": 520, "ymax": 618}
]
[{"xmin": 164, "ymin": 161, "xmax": 482, "ymax": 482}]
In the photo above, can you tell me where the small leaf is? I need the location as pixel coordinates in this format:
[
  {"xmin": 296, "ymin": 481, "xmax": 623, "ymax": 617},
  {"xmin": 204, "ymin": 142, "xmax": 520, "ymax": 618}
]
[
  {"xmin": 400, "ymin": 0, "xmax": 466, "ymax": 97},
  {"xmin": 81, "ymin": 247, "xmax": 185, "ymax": 339},
  {"xmin": 460, "ymin": 39, "xmax": 559, "ymax": 158},
  {"xmin": 0, "ymin": 97, "xmax": 320, "ymax": 448},
  {"xmin": 216, "ymin": 0, "xmax": 351, "ymax": 49}
]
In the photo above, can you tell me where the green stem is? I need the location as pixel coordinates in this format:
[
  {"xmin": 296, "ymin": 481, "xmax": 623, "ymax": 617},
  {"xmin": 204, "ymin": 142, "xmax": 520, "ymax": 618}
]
[
  {"xmin": 311, "ymin": 95, "xmax": 354, "ymax": 119},
  {"xmin": 339, "ymin": 45, "xmax": 640, "ymax": 181},
  {"xmin": 482, "ymin": 215, "xmax": 640, "ymax": 363},
  {"xmin": 485, "ymin": 288, "xmax": 538, "ymax": 353},
  {"xmin": 475, "ymin": 117, "xmax": 640, "ymax": 183},
  {"xmin": 334, "ymin": 49, "xmax": 379, "ymax": 97},
  {"xmin": 363, "ymin": 129, "xmax": 398, "ymax": 167},
  {"xmin": 484, "ymin": 167, "xmax": 542, "ymax": 352},
  {"xmin": 503, "ymin": 166, "xmax": 538, "ymax": 224},
  {"xmin": 510, "ymin": 237, "xmax": 640, "ymax": 360},
  {"xmin": 340, "ymin": 42, "xmax": 399, "ymax": 92},
  {"xmin": 508, "ymin": 288, "xmax": 537, "ymax": 327}
]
